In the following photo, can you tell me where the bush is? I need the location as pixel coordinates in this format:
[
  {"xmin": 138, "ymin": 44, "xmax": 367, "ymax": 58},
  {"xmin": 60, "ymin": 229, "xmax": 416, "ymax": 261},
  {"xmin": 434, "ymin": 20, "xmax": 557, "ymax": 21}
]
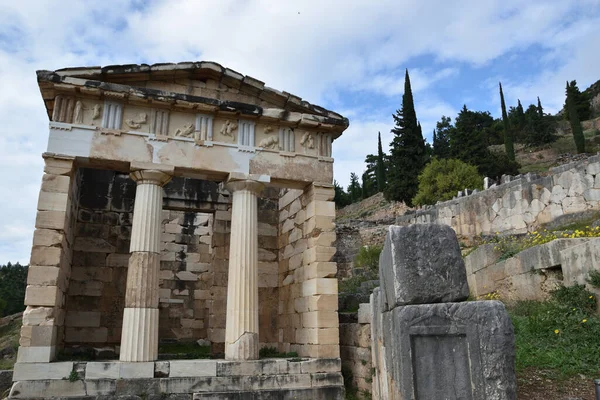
[
  {"xmin": 354, "ymin": 246, "xmax": 382, "ymax": 272},
  {"xmin": 413, "ymin": 158, "xmax": 482, "ymax": 206},
  {"xmin": 587, "ymin": 270, "xmax": 600, "ymax": 288},
  {"xmin": 509, "ymin": 285, "xmax": 600, "ymax": 378}
]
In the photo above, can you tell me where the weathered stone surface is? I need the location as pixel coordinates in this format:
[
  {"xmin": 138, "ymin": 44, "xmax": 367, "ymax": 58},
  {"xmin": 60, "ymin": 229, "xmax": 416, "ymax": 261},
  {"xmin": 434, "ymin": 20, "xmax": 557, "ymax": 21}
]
[
  {"xmin": 380, "ymin": 224, "xmax": 469, "ymax": 308},
  {"xmin": 372, "ymin": 295, "xmax": 516, "ymax": 400}
]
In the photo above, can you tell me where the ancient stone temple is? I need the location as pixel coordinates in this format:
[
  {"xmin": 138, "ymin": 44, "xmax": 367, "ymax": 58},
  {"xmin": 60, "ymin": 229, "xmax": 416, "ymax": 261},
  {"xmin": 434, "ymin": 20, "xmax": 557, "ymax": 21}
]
[{"xmin": 10, "ymin": 62, "xmax": 348, "ymax": 399}]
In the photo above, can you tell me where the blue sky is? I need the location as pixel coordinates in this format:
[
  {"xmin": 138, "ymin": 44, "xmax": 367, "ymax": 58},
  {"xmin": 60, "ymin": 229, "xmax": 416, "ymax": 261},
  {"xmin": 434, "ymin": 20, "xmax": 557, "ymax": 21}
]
[{"xmin": 0, "ymin": 0, "xmax": 599, "ymax": 264}]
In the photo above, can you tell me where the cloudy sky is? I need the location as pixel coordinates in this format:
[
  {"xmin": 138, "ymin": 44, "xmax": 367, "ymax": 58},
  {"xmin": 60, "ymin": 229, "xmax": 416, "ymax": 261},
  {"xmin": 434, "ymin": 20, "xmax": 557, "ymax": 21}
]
[{"xmin": 1, "ymin": 0, "xmax": 599, "ymax": 264}]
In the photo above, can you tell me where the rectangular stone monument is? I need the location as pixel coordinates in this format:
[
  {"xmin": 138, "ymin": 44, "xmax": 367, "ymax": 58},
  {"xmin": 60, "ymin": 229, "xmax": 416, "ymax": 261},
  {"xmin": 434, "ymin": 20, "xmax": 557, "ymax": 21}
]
[{"xmin": 372, "ymin": 224, "xmax": 517, "ymax": 400}]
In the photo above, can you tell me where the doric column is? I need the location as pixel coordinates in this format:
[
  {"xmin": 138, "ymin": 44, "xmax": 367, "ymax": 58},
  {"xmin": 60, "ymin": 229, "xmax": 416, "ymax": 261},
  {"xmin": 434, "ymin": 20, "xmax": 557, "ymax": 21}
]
[
  {"xmin": 224, "ymin": 175, "xmax": 266, "ymax": 360},
  {"xmin": 120, "ymin": 168, "xmax": 172, "ymax": 362}
]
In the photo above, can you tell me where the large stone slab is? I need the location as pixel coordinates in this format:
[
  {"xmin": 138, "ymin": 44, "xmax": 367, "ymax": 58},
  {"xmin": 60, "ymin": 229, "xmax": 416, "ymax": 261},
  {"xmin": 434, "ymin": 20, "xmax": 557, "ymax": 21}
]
[
  {"xmin": 379, "ymin": 224, "xmax": 469, "ymax": 308},
  {"xmin": 375, "ymin": 298, "xmax": 516, "ymax": 400}
]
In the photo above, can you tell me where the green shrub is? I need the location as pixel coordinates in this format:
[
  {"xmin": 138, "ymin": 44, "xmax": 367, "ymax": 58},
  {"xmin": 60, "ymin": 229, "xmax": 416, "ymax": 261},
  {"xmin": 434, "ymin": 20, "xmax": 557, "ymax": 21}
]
[
  {"xmin": 509, "ymin": 285, "xmax": 600, "ymax": 378},
  {"xmin": 413, "ymin": 158, "xmax": 482, "ymax": 206},
  {"xmin": 587, "ymin": 270, "xmax": 600, "ymax": 288},
  {"xmin": 354, "ymin": 246, "xmax": 382, "ymax": 272}
]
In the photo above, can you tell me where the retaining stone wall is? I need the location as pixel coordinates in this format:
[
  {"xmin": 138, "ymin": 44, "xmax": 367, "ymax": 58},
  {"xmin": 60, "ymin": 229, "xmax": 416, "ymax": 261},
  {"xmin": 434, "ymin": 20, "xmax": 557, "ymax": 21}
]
[{"xmin": 396, "ymin": 155, "xmax": 600, "ymax": 236}]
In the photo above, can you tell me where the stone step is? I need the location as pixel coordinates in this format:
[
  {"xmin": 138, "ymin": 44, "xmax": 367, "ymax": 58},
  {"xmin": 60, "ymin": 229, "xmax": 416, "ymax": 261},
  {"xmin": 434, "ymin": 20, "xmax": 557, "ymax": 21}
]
[{"xmin": 192, "ymin": 385, "xmax": 345, "ymax": 399}]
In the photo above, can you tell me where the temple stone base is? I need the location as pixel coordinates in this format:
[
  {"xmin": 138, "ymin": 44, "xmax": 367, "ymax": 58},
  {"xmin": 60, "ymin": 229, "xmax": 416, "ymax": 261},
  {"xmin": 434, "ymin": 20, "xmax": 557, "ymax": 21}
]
[{"xmin": 9, "ymin": 358, "xmax": 344, "ymax": 399}]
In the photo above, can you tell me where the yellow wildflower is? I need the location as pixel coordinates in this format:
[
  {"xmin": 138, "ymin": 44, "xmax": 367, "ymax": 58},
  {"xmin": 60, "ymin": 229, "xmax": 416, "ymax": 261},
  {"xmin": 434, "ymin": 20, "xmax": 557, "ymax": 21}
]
[
  {"xmin": 554, "ymin": 329, "xmax": 560, "ymax": 334},
  {"xmin": 582, "ymin": 319, "xmax": 588, "ymax": 323}
]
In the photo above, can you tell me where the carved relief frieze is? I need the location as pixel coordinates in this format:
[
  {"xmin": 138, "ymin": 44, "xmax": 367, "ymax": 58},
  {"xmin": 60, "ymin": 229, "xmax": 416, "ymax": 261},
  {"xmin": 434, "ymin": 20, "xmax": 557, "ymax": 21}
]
[
  {"xmin": 220, "ymin": 120, "xmax": 238, "ymax": 139},
  {"xmin": 125, "ymin": 113, "xmax": 148, "ymax": 130},
  {"xmin": 92, "ymin": 104, "xmax": 102, "ymax": 121},
  {"xmin": 175, "ymin": 122, "xmax": 195, "ymax": 138},
  {"xmin": 73, "ymin": 100, "xmax": 85, "ymax": 124},
  {"xmin": 259, "ymin": 135, "xmax": 279, "ymax": 149},
  {"xmin": 300, "ymin": 131, "xmax": 315, "ymax": 150}
]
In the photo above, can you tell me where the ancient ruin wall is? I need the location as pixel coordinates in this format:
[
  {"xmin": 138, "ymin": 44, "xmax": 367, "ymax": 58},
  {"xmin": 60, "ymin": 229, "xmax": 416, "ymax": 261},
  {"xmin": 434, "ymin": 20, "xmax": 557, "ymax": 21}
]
[
  {"xmin": 277, "ymin": 184, "xmax": 339, "ymax": 358},
  {"xmin": 396, "ymin": 155, "xmax": 600, "ymax": 236},
  {"xmin": 339, "ymin": 304, "xmax": 373, "ymax": 396}
]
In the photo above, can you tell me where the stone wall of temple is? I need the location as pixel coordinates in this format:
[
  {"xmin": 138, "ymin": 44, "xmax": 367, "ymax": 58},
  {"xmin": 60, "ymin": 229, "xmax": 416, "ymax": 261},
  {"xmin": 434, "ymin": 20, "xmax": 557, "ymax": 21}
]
[
  {"xmin": 61, "ymin": 168, "xmax": 280, "ymax": 356},
  {"xmin": 396, "ymin": 155, "xmax": 600, "ymax": 236},
  {"xmin": 277, "ymin": 184, "xmax": 339, "ymax": 358},
  {"xmin": 339, "ymin": 303, "xmax": 373, "ymax": 397}
]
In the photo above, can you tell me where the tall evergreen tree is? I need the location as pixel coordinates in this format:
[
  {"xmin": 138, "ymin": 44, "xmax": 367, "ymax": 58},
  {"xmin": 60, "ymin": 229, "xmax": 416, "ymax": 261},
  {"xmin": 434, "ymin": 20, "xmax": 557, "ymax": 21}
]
[
  {"xmin": 564, "ymin": 80, "xmax": 591, "ymax": 121},
  {"xmin": 566, "ymin": 81, "xmax": 586, "ymax": 153},
  {"xmin": 432, "ymin": 116, "xmax": 453, "ymax": 159},
  {"xmin": 499, "ymin": 82, "xmax": 515, "ymax": 161},
  {"xmin": 384, "ymin": 69, "xmax": 426, "ymax": 205},
  {"xmin": 348, "ymin": 172, "xmax": 362, "ymax": 203},
  {"xmin": 537, "ymin": 96, "xmax": 543, "ymax": 117},
  {"xmin": 376, "ymin": 132, "xmax": 387, "ymax": 192}
]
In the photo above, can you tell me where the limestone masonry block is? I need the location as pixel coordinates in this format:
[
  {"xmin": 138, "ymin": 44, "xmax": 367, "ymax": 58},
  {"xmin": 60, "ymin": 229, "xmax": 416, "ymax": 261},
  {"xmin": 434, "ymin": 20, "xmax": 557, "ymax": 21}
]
[
  {"xmin": 32, "ymin": 229, "xmax": 66, "ymax": 248},
  {"xmin": 37, "ymin": 191, "xmax": 69, "ymax": 212},
  {"xmin": 296, "ymin": 327, "xmax": 339, "ymax": 345},
  {"xmin": 308, "ymin": 231, "xmax": 336, "ymax": 248},
  {"xmin": 13, "ymin": 361, "xmax": 73, "ymax": 381},
  {"xmin": 170, "ymin": 360, "xmax": 217, "ymax": 377},
  {"xmin": 19, "ymin": 325, "xmax": 57, "ymax": 347},
  {"xmin": 303, "ymin": 246, "xmax": 336, "ymax": 264},
  {"xmin": 302, "ymin": 278, "xmax": 338, "ymax": 296},
  {"xmin": 302, "ymin": 311, "xmax": 339, "ymax": 328},
  {"xmin": 306, "ymin": 200, "xmax": 335, "ymax": 219},
  {"xmin": 65, "ymin": 311, "xmax": 101, "ymax": 327},
  {"xmin": 27, "ymin": 266, "xmax": 65, "ymax": 289},
  {"xmin": 43, "ymin": 157, "xmax": 74, "ymax": 176},
  {"xmin": 30, "ymin": 246, "xmax": 63, "ymax": 267},
  {"xmin": 24, "ymin": 285, "xmax": 62, "ymax": 307},
  {"xmin": 22, "ymin": 306, "xmax": 55, "ymax": 326},
  {"xmin": 357, "ymin": 303, "xmax": 372, "ymax": 324},
  {"xmin": 16, "ymin": 345, "xmax": 56, "ymax": 363},
  {"xmin": 380, "ymin": 224, "xmax": 469, "ymax": 308}
]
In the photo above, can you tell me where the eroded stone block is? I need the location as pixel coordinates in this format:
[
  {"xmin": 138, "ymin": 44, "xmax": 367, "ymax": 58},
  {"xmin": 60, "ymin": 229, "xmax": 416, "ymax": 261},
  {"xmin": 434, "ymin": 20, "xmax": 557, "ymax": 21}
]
[{"xmin": 380, "ymin": 224, "xmax": 469, "ymax": 308}]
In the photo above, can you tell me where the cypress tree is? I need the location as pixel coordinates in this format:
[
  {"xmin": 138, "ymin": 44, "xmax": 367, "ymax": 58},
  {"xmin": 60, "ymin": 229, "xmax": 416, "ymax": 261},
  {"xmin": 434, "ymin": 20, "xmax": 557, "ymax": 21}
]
[
  {"xmin": 499, "ymin": 82, "xmax": 515, "ymax": 161},
  {"xmin": 384, "ymin": 69, "xmax": 426, "ymax": 205},
  {"xmin": 566, "ymin": 81, "xmax": 586, "ymax": 153},
  {"xmin": 537, "ymin": 96, "xmax": 543, "ymax": 117},
  {"xmin": 376, "ymin": 132, "xmax": 387, "ymax": 192}
]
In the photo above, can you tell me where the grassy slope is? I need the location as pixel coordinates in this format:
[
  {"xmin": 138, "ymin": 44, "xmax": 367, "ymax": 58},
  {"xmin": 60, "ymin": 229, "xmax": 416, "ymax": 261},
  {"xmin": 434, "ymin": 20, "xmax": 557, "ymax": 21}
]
[{"xmin": 0, "ymin": 319, "xmax": 20, "ymax": 370}]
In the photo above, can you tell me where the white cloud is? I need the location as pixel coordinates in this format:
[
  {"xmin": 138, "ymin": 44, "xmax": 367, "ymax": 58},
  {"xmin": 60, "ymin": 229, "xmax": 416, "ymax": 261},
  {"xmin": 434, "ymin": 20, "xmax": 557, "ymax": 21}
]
[{"xmin": 0, "ymin": 0, "xmax": 598, "ymax": 262}]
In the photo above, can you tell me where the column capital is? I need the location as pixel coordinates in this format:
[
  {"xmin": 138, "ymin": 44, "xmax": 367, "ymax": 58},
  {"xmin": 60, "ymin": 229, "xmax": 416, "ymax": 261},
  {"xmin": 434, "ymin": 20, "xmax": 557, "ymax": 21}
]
[
  {"xmin": 225, "ymin": 173, "xmax": 269, "ymax": 195},
  {"xmin": 130, "ymin": 169, "xmax": 172, "ymax": 186}
]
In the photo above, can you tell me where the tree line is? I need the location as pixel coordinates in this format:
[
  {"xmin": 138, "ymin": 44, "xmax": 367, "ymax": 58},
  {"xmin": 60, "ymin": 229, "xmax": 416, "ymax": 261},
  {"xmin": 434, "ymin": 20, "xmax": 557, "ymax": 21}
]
[
  {"xmin": 0, "ymin": 262, "xmax": 27, "ymax": 317},
  {"xmin": 335, "ymin": 71, "xmax": 594, "ymax": 208}
]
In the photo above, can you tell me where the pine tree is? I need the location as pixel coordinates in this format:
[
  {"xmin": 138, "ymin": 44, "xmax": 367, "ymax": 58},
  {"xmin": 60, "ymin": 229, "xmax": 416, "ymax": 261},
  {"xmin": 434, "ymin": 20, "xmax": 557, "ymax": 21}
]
[
  {"xmin": 432, "ymin": 116, "xmax": 453, "ymax": 159},
  {"xmin": 499, "ymin": 82, "xmax": 515, "ymax": 161},
  {"xmin": 376, "ymin": 132, "xmax": 387, "ymax": 192},
  {"xmin": 566, "ymin": 81, "xmax": 586, "ymax": 153},
  {"xmin": 384, "ymin": 69, "xmax": 426, "ymax": 205},
  {"xmin": 348, "ymin": 172, "xmax": 362, "ymax": 203}
]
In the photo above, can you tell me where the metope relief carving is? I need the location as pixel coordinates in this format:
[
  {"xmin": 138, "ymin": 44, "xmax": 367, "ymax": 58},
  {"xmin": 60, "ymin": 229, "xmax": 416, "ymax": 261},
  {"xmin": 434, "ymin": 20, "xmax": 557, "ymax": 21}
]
[
  {"xmin": 101, "ymin": 101, "xmax": 123, "ymax": 130},
  {"xmin": 195, "ymin": 114, "xmax": 214, "ymax": 141},
  {"xmin": 300, "ymin": 131, "xmax": 315, "ymax": 150},
  {"xmin": 259, "ymin": 135, "xmax": 279, "ymax": 149},
  {"xmin": 52, "ymin": 95, "xmax": 76, "ymax": 123},
  {"xmin": 125, "ymin": 113, "xmax": 148, "ymax": 130},
  {"xmin": 220, "ymin": 120, "xmax": 237, "ymax": 139},
  {"xmin": 175, "ymin": 123, "xmax": 195, "ymax": 138},
  {"xmin": 92, "ymin": 104, "xmax": 102, "ymax": 121},
  {"xmin": 73, "ymin": 100, "xmax": 84, "ymax": 124}
]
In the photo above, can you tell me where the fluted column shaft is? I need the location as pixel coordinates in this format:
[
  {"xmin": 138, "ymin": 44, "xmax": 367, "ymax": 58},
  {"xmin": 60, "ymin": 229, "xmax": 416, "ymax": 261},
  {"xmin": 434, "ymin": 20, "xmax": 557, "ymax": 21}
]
[
  {"xmin": 225, "ymin": 179, "xmax": 264, "ymax": 360},
  {"xmin": 120, "ymin": 169, "xmax": 171, "ymax": 362}
]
